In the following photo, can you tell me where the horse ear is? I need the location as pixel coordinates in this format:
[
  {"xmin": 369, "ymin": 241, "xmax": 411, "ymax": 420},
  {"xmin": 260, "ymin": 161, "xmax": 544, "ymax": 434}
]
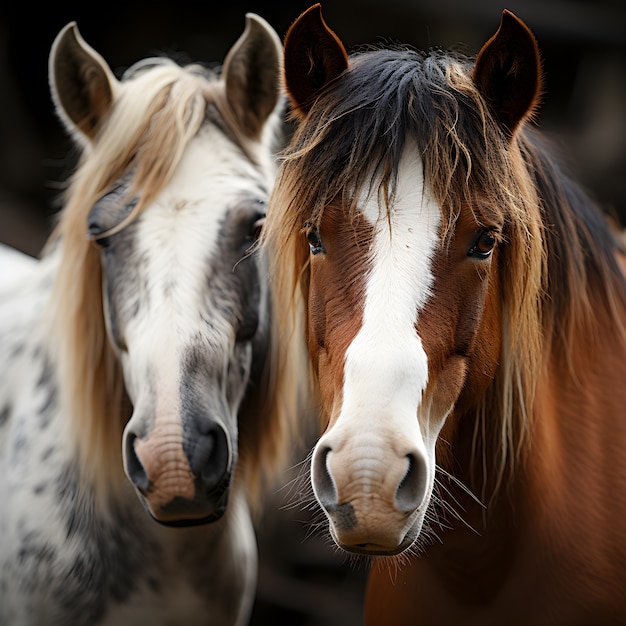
[
  {"xmin": 473, "ymin": 10, "xmax": 542, "ymax": 136},
  {"xmin": 283, "ymin": 3, "xmax": 348, "ymax": 118},
  {"xmin": 222, "ymin": 13, "xmax": 282, "ymax": 139},
  {"xmin": 49, "ymin": 22, "xmax": 119, "ymax": 144}
]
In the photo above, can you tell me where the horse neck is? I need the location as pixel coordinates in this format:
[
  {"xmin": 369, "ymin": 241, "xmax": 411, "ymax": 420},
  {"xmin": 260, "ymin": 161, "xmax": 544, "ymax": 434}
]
[
  {"xmin": 528, "ymin": 317, "xmax": 626, "ymax": 511},
  {"xmin": 432, "ymin": 296, "xmax": 626, "ymax": 584}
]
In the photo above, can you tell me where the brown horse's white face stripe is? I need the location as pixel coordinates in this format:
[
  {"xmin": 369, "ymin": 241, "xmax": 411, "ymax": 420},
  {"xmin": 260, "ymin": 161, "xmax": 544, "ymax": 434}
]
[{"xmin": 310, "ymin": 147, "xmax": 444, "ymax": 554}]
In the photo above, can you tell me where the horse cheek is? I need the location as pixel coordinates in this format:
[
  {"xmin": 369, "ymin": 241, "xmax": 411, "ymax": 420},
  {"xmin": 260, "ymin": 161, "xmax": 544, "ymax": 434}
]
[{"xmin": 456, "ymin": 268, "xmax": 502, "ymax": 414}]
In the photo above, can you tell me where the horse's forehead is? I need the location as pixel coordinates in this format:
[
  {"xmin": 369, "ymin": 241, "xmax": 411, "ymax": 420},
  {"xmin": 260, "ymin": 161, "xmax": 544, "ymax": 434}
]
[
  {"xmin": 318, "ymin": 145, "xmax": 442, "ymax": 318},
  {"xmin": 102, "ymin": 124, "xmax": 268, "ymax": 346},
  {"xmin": 138, "ymin": 126, "xmax": 267, "ymax": 253},
  {"xmin": 354, "ymin": 146, "xmax": 441, "ymax": 328},
  {"xmin": 166, "ymin": 124, "xmax": 268, "ymax": 203},
  {"xmin": 357, "ymin": 145, "xmax": 439, "ymax": 230}
]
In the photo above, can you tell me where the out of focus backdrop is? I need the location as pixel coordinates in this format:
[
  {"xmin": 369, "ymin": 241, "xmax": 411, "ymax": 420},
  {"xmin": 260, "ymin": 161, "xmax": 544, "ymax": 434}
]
[{"xmin": 1, "ymin": 1, "xmax": 625, "ymax": 623}]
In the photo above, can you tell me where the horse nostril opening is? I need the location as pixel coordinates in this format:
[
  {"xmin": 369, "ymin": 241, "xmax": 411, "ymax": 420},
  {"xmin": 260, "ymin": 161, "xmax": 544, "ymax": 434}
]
[
  {"xmin": 312, "ymin": 445, "xmax": 337, "ymax": 509},
  {"xmin": 125, "ymin": 432, "xmax": 150, "ymax": 494},
  {"xmin": 189, "ymin": 424, "xmax": 229, "ymax": 490},
  {"xmin": 396, "ymin": 453, "xmax": 428, "ymax": 512}
]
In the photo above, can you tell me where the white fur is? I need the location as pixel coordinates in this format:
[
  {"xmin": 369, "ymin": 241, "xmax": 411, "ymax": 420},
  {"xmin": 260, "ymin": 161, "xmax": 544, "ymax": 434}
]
[
  {"xmin": 0, "ymin": 12, "xmax": 282, "ymax": 623},
  {"xmin": 313, "ymin": 144, "xmax": 443, "ymax": 550}
]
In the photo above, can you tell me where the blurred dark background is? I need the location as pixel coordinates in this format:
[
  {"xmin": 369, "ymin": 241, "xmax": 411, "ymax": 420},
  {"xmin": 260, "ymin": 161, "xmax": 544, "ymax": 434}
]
[
  {"xmin": 1, "ymin": 0, "xmax": 625, "ymax": 257},
  {"xmin": 1, "ymin": 1, "xmax": 624, "ymax": 624}
]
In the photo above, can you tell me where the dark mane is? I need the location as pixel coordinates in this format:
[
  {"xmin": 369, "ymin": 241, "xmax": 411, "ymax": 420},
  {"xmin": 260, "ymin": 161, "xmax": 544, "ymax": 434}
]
[
  {"xmin": 281, "ymin": 47, "xmax": 509, "ymax": 230},
  {"xmin": 519, "ymin": 129, "xmax": 626, "ymax": 353},
  {"xmin": 278, "ymin": 42, "xmax": 626, "ymax": 353},
  {"xmin": 269, "ymin": 43, "xmax": 626, "ymax": 485}
]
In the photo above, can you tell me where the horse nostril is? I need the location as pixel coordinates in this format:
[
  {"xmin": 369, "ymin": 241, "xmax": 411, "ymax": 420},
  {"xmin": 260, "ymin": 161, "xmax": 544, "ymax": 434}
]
[
  {"xmin": 125, "ymin": 432, "xmax": 150, "ymax": 494},
  {"xmin": 396, "ymin": 453, "xmax": 428, "ymax": 512},
  {"xmin": 312, "ymin": 445, "xmax": 337, "ymax": 509},
  {"xmin": 189, "ymin": 423, "xmax": 230, "ymax": 491}
]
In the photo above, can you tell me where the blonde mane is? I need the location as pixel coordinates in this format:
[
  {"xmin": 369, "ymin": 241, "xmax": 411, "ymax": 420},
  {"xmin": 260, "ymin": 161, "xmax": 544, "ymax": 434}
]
[{"xmin": 43, "ymin": 58, "xmax": 293, "ymax": 501}]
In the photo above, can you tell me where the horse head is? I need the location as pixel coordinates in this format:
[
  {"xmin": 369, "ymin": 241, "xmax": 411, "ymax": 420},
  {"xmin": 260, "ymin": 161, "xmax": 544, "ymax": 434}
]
[
  {"xmin": 48, "ymin": 14, "xmax": 283, "ymax": 525},
  {"xmin": 268, "ymin": 4, "xmax": 544, "ymax": 555}
]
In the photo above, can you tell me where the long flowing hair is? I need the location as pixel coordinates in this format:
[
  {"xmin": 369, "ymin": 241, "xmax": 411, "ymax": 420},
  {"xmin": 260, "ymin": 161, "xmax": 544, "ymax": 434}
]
[
  {"xmin": 264, "ymin": 45, "xmax": 626, "ymax": 491},
  {"xmin": 44, "ymin": 58, "xmax": 298, "ymax": 504}
]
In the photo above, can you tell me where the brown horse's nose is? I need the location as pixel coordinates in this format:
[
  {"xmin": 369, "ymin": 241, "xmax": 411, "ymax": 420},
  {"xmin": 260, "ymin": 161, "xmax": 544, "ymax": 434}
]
[
  {"xmin": 310, "ymin": 428, "xmax": 430, "ymax": 553},
  {"xmin": 312, "ymin": 445, "xmax": 427, "ymax": 515},
  {"xmin": 395, "ymin": 452, "xmax": 429, "ymax": 512}
]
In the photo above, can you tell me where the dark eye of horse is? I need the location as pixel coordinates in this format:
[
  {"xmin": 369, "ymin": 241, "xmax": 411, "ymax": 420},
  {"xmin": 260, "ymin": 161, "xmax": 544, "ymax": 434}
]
[
  {"xmin": 88, "ymin": 222, "xmax": 113, "ymax": 249},
  {"xmin": 251, "ymin": 200, "xmax": 266, "ymax": 240},
  {"xmin": 250, "ymin": 217, "xmax": 265, "ymax": 242},
  {"xmin": 468, "ymin": 229, "xmax": 497, "ymax": 259},
  {"xmin": 243, "ymin": 200, "xmax": 266, "ymax": 246},
  {"xmin": 305, "ymin": 225, "xmax": 325, "ymax": 255},
  {"xmin": 88, "ymin": 180, "xmax": 137, "ymax": 249},
  {"xmin": 93, "ymin": 236, "xmax": 112, "ymax": 249}
]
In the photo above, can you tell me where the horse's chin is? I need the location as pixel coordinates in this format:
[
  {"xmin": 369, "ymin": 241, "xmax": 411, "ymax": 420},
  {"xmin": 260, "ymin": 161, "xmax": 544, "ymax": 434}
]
[
  {"xmin": 329, "ymin": 519, "xmax": 421, "ymax": 556},
  {"xmin": 138, "ymin": 489, "xmax": 230, "ymax": 527},
  {"xmin": 151, "ymin": 509, "xmax": 226, "ymax": 527}
]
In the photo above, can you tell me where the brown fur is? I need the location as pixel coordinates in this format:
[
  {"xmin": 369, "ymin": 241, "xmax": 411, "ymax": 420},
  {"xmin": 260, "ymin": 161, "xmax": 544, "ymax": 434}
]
[
  {"xmin": 265, "ymin": 53, "xmax": 547, "ymax": 490},
  {"xmin": 266, "ymin": 5, "xmax": 626, "ymax": 622}
]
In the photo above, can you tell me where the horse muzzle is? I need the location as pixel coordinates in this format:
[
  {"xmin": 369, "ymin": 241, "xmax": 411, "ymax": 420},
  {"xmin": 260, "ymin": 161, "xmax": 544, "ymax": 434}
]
[
  {"xmin": 123, "ymin": 416, "xmax": 234, "ymax": 525},
  {"xmin": 311, "ymin": 428, "xmax": 432, "ymax": 555}
]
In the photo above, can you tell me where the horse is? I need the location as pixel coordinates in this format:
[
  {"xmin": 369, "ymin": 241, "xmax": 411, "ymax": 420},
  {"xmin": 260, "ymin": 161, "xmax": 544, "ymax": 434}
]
[
  {"xmin": 0, "ymin": 13, "xmax": 298, "ymax": 626},
  {"xmin": 263, "ymin": 4, "xmax": 626, "ymax": 624}
]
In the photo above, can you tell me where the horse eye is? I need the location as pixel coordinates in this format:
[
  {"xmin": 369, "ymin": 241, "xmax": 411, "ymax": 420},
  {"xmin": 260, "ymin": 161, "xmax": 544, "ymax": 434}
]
[
  {"xmin": 250, "ymin": 216, "xmax": 265, "ymax": 242},
  {"xmin": 93, "ymin": 236, "xmax": 112, "ymax": 249},
  {"xmin": 468, "ymin": 229, "xmax": 497, "ymax": 259},
  {"xmin": 88, "ymin": 222, "xmax": 112, "ymax": 248},
  {"xmin": 251, "ymin": 217, "xmax": 265, "ymax": 241},
  {"xmin": 305, "ymin": 225, "xmax": 325, "ymax": 255},
  {"xmin": 243, "ymin": 199, "xmax": 266, "ymax": 243}
]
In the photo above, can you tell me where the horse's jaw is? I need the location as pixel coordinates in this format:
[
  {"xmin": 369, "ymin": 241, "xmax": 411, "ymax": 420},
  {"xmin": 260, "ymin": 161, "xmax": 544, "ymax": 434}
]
[{"xmin": 140, "ymin": 489, "xmax": 231, "ymax": 527}]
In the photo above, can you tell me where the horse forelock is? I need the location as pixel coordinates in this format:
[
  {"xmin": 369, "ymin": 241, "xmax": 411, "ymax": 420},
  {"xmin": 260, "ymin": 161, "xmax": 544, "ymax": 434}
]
[{"xmin": 41, "ymin": 58, "xmax": 272, "ymax": 497}]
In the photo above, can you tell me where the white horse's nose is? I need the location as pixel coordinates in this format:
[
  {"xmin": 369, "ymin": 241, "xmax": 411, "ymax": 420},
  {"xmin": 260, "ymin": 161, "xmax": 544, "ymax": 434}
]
[{"xmin": 124, "ymin": 411, "xmax": 232, "ymax": 525}]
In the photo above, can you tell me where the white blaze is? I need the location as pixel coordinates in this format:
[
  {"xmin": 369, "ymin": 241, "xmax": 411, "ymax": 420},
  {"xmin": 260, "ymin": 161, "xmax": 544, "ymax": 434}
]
[{"xmin": 336, "ymin": 145, "xmax": 442, "ymax": 475}]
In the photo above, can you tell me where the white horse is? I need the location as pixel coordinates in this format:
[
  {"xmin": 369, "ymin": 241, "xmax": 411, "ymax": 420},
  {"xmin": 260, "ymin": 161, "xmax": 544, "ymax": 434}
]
[{"xmin": 0, "ymin": 13, "xmax": 298, "ymax": 625}]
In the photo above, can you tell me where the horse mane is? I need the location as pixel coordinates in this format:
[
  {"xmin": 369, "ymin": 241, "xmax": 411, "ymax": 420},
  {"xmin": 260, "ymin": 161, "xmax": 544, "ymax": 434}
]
[
  {"xmin": 265, "ymin": 44, "xmax": 626, "ymax": 493},
  {"xmin": 43, "ymin": 57, "xmax": 291, "ymax": 500},
  {"xmin": 519, "ymin": 128, "xmax": 626, "ymax": 354}
]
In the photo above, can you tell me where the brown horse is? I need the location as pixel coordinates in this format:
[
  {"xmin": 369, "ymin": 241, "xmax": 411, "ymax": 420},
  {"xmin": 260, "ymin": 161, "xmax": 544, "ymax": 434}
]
[
  {"xmin": 264, "ymin": 4, "xmax": 626, "ymax": 624},
  {"xmin": 0, "ymin": 14, "xmax": 301, "ymax": 625}
]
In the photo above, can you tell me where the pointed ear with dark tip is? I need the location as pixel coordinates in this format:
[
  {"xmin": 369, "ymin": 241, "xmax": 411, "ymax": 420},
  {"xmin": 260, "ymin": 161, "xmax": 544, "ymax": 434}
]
[
  {"xmin": 283, "ymin": 3, "xmax": 348, "ymax": 118},
  {"xmin": 473, "ymin": 10, "xmax": 542, "ymax": 136},
  {"xmin": 49, "ymin": 22, "xmax": 119, "ymax": 143},
  {"xmin": 222, "ymin": 13, "xmax": 283, "ymax": 140}
]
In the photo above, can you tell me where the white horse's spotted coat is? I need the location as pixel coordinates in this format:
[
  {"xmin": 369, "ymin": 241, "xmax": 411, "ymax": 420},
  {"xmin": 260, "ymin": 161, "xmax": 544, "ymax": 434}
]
[{"xmin": 0, "ymin": 14, "xmax": 283, "ymax": 626}]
